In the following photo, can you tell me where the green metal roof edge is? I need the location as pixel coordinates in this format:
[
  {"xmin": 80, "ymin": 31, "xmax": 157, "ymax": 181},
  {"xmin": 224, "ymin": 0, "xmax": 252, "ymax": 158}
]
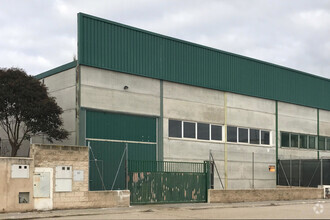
[
  {"xmin": 78, "ymin": 12, "xmax": 329, "ymax": 82},
  {"xmin": 34, "ymin": 61, "xmax": 77, "ymax": 80}
]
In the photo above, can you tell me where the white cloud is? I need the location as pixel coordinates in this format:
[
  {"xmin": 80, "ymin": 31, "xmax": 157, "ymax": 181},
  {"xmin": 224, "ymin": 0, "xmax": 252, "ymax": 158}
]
[{"xmin": 0, "ymin": 0, "xmax": 329, "ymax": 78}]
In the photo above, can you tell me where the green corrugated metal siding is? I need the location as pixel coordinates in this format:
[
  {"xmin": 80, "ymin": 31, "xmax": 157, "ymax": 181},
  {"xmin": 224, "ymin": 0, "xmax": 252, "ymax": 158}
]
[
  {"xmin": 86, "ymin": 110, "xmax": 156, "ymax": 142},
  {"xmin": 78, "ymin": 13, "xmax": 330, "ymax": 110},
  {"xmin": 86, "ymin": 109, "xmax": 157, "ymax": 190}
]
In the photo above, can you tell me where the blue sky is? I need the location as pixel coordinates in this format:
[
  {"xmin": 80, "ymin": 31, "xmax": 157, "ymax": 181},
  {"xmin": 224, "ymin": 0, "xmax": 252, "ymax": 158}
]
[{"xmin": 0, "ymin": 0, "xmax": 329, "ymax": 78}]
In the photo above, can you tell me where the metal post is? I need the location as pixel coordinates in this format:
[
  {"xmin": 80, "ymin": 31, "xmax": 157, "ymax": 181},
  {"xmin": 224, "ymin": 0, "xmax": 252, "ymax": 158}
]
[
  {"xmin": 252, "ymin": 152, "xmax": 255, "ymax": 189},
  {"xmin": 299, "ymin": 160, "xmax": 301, "ymax": 187},
  {"xmin": 321, "ymin": 158, "xmax": 323, "ymax": 186},
  {"xmin": 125, "ymin": 143, "xmax": 128, "ymax": 190},
  {"xmin": 209, "ymin": 150, "xmax": 212, "ymax": 189},
  {"xmin": 290, "ymin": 156, "xmax": 292, "ymax": 187}
]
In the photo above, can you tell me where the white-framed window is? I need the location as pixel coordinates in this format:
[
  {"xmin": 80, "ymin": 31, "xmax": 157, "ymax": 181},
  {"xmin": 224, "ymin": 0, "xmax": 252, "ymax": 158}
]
[
  {"xmin": 168, "ymin": 119, "xmax": 223, "ymax": 142},
  {"xmin": 183, "ymin": 121, "xmax": 196, "ymax": 139},
  {"xmin": 169, "ymin": 119, "xmax": 182, "ymax": 138},
  {"xmin": 280, "ymin": 131, "xmax": 330, "ymax": 150},
  {"xmin": 227, "ymin": 126, "xmax": 270, "ymax": 145},
  {"xmin": 211, "ymin": 124, "xmax": 222, "ymax": 141}
]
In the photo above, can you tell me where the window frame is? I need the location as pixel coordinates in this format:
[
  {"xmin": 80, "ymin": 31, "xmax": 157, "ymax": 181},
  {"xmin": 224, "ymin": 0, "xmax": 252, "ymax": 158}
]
[
  {"xmin": 238, "ymin": 127, "xmax": 249, "ymax": 143},
  {"xmin": 168, "ymin": 119, "xmax": 224, "ymax": 143},
  {"xmin": 210, "ymin": 124, "xmax": 223, "ymax": 141},
  {"xmin": 182, "ymin": 121, "xmax": 197, "ymax": 139},
  {"xmin": 168, "ymin": 119, "xmax": 183, "ymax": 138}
]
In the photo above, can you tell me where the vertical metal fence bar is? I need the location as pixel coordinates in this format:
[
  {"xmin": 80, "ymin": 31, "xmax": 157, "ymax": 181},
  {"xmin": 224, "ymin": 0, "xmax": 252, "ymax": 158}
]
[
  {"xmin": 299, "ymin": 159, "xmax": 301, "ymax": 187},
  {"xmin": 125, "ymin": 143, "xmax": 128, "ymax": 190},
  {"xmin": 252, "ymin": 152, "xmax": 255, "ymax": 189},
  {"xmin": 290, "ymin": 157, "xmax": 292, "ymax": 187}
]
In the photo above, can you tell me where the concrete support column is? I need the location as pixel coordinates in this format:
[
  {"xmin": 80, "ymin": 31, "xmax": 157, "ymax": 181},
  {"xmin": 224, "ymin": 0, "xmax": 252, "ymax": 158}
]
[{"xmin": 224, "ymin": 92, "xmax": 228, "ymax": 189}]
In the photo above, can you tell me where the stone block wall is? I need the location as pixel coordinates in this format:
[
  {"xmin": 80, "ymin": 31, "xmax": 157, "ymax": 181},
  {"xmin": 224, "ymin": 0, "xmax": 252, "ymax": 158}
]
[
  {"xmin": 208, "ymin": 188, "xmax": 323, "ymax": 203},
  {"xmin": 31, "ymin": 144, "xmax": 129, "ymax": 210}
]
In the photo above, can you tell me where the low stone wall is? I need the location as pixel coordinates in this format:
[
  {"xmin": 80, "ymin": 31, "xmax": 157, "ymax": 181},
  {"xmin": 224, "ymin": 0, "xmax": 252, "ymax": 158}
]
[
  {"xmin": 31, "ymin": 144, "xmax": 130, "ymax": 210},
  {"xmin": 53, "ymin": 190, "xmax": 130, "ymax": 209},
  {"xmin": 208, "ymin": 188, "xmax": 323, "ymax": 203}
]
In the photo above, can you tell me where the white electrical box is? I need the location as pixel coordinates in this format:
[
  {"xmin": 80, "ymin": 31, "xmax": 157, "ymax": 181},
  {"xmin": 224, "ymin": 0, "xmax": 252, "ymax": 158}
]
[
  {"xmin": 55, "ymin": 166, "xmax": 72, "ymax": 179},
  {"xmin": 55, "ymin": 165, "xmax": 73, "ymax": 192},
  {"xmin": 55, "ymin": 179, "xmax": 72, "ymax": 192},
  {"xmin": 73, "ymin": 170, "xmax": 84, "ymax": 182},
  {"xmin": 11, "ymin": 164, "xmax": 29, "ymax": 178}
]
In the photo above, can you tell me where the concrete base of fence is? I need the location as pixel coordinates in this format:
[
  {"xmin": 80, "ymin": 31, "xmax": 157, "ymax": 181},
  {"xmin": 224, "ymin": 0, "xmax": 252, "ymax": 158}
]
[{"xmin": 208, "ymin": 188, "xmax": 323, "ymax": 203}]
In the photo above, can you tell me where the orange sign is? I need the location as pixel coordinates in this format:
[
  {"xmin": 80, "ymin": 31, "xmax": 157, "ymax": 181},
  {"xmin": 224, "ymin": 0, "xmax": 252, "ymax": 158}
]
[{"xmin": 269, "ymin": 165, "xmax": 276, "ymax": 172}]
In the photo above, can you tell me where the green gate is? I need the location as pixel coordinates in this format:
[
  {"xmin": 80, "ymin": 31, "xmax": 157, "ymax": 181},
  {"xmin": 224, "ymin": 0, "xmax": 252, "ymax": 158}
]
[
  {"xmin": 85, "ymin": 110, "xmax": 157, "ymax": 190},
  {"xmin": 128, "ymin": 160, "xmax": 208, "ymax": 204}
]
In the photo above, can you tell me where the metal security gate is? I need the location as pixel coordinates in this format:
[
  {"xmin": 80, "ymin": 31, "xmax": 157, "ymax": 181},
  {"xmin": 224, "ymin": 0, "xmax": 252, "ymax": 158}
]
[
  {"xmin": 128, "ymin": 160, "xmax": 208, "ymax": 204},
  {"xmin": 85, "ymin": 110, "xmax": 157, "ymax": 190},
  {"xmin": 278, "ymin": 159, "xmax": 330, "ymax": 187}
]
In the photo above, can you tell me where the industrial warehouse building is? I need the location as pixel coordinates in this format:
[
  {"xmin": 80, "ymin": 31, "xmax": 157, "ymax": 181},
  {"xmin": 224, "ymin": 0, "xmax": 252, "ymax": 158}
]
[{"xmin": 31, "ymin": 13, "xmax": 330, "ymax": 192}]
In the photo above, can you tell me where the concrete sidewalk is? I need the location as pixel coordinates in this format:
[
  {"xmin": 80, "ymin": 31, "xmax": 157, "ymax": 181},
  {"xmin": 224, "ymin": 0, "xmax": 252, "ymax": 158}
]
[{"xmin": 1, "ymin": 199, "xmax": 330, "ymax": 219}]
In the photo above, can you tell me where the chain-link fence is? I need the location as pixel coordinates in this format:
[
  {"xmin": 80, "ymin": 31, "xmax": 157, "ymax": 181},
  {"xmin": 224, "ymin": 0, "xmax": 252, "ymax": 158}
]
[
  {"xmin": 278, "ymin": 158, "xmax": 330, "ymax": 187},
  {"xmin": 209, "ymin": 148, "xmax": 276, "ymax": 189}
]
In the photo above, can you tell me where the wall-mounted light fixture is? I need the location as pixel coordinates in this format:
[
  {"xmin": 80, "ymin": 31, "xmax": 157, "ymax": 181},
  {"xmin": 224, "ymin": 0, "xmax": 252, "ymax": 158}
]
[{"xmin": 124, "ymin": 85, "xmax": 129, "ymax": 90}]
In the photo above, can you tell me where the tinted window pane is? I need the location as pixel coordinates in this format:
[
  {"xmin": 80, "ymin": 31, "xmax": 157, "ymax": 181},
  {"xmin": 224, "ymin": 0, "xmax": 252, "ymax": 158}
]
[
  {"xmin": 238, "ymin": 128, "xmax": 248, "ymax": 143},
  {"xmin": 250, "ymin": 129, "xmax": 260, "ymax": 144},
  {"xmin": 327, "ymin": 138, "xmax": 330, "ymax": 150},
  {"xmin": 169, "ymin": 120, "xmax": 182, "ymax": 138},
  {"xmin": 197, "ymin": 123, "xmax": 209, "ymax": 140},
  {"xmin": 291, "ymin": 134, "xmax": 298, "ymax": 148},
  {"xmin": 183, "ymin": 122, "xmax": 196, "ymax": 138},
  {"xmin": 261, "ymin": 131, "xmax": 270, "ymax": 145},
  {"xmin": 281, "ymin": 132, "xmax": 289, "ymax": 147},
  {"xmin": 211, "ymin": 125, "xmax": 222, "ymax": 141},
  {"xmin": 300, "ymin": 135, "xmax": 307, "ymax": 149},
  {"xmin": 319, "ymin": 137, "xmax": 326, "ymax": 150},
  {"xmin": 227, "ymin": 126, "xmax": 237, "ymax": 142},
  {"xmin": 309, "ymin": 136, "xmax": 316, "ymax": 149}
]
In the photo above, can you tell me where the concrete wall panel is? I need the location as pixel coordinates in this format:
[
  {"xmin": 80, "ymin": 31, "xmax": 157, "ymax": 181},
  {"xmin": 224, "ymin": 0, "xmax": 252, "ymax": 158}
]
[
  {"xmin": 320, "ymin": 122, "xmax": 330, "ymax": 136},
  {"xmin": 49, "ymin": 87, "xmax": 76, "ymax": 111},
  {"xmin": 163, "ymin": 98, "xmax": 224, "ymax": 124},
  {"xmin": 43, "ymin": 68, "xmax": 76, "ymax": 93},
  {"xmin": 81, "ymin": 66, "xmax": 160, "ymax": 96},
  {"xmin": 227, "ymin": 93, "xmax": 275, "ymax": 114},
  {"xmin": 163, "ymin": 81, "xmax": 224, "ymax": 106},
  {"xmin": 279, "ymin": 102, "xmax": 316, "ymax": 120},
  {"xmin": 81, "ymin": 85, "xmax": 160, "ymax": 116},
  {"xmin": 163, "ymin": 139, "xmax": 223, "ymax": 161},
  {"xmin": 278, "ymin": 148, "xmax": 318, "ymax": 159},
  {"xmin": 278, "ymin": 115, "xmax": 316, "ymax": 134},
  {"xmin": 227, "ymin": 108, "xmax": 274, "ymax": 130}
]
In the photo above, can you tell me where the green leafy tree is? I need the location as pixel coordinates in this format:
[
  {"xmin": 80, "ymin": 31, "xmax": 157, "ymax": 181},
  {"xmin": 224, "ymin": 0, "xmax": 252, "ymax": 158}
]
[{"xmin": 0, "ymin": 67, "xmax": 69, "ymax": 156}]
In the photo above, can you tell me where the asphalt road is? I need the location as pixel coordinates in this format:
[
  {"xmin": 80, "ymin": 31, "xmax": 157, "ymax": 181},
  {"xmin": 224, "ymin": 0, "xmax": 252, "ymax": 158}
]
[{"xmin": 48, "ymin": 201, "xmax": 329, "ymax": 219}]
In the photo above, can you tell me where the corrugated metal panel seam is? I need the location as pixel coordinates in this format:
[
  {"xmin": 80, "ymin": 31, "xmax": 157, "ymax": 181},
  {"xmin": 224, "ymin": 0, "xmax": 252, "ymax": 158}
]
[{"xmin": 77, "ymin": 13, "xmax": 329, "ymax": 82}]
